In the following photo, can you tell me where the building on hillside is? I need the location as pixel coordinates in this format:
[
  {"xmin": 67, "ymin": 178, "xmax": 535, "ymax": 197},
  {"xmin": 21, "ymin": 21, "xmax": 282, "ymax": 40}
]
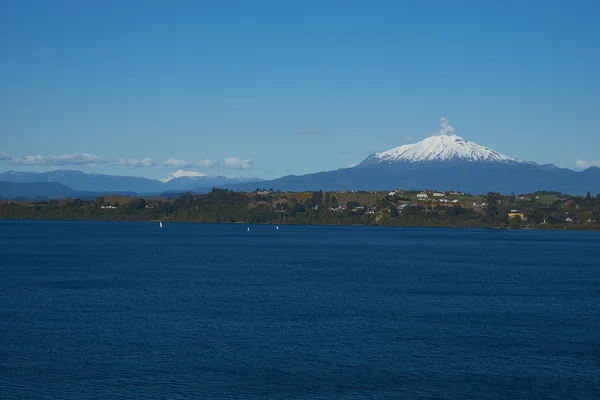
[
  {"xmin": 433, "ymin": 193, "xmax": 445, "ymax": 197},
  {"xmin": 416, "ymin": 193, "xmax": 429, "ymax": 200},
  {"xmin": 508, "ymin": 211, "xmax": 526, "ymax": 220},
  {"xmin": 330, "ymin": 206, "xmax": 347, "ymax": 212}
]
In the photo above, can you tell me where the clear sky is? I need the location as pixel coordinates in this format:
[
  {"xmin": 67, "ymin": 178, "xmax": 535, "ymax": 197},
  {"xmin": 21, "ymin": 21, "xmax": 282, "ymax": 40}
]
[{"xmin": 1, "ymin": 0, "xmax": 599, "ymax": 179}]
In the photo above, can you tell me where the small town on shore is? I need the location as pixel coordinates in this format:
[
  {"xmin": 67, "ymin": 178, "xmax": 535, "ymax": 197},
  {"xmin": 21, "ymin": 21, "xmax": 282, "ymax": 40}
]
[{"xmin": 1, "ymin": 187, "xmax": 599, "ymax": 230}]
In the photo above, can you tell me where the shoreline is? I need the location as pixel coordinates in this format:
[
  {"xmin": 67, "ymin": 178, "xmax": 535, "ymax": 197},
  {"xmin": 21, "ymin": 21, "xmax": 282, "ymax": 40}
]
[{"xmin": 2, "ymin": 217, "xmax": 599, "ymax": 231}]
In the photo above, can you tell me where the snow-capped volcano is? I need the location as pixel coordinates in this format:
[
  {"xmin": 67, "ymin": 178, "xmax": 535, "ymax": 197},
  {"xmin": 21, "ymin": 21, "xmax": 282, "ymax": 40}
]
[
  {"xmin": 363, "ymin": 134, "xmax": 517, "ymax": 164},
  {"xmin": 160, "ymin": 169, "xmax": 208, "ymax": 183},
  {"xmin": 158, "ymin": 169, "xmax": 264, "ymax": 190},
  {"xmin": 361, "ymin": 118, "xmax": 518, "ymax": 165}
]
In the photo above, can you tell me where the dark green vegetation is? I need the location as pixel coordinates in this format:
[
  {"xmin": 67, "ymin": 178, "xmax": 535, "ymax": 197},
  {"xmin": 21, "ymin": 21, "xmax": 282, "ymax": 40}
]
[{"xmin": 1, "ymin": 189, "xmax": 600, "ymax": 230}]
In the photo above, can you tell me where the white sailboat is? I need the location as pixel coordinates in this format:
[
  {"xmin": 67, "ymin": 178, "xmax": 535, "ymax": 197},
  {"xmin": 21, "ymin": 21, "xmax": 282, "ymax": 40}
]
[
  {"xmin": 247, "ymin": 227, "xmax": 250, "ymax": 232},
  {"xmin": 276, "ymin": 225, "xmax": 279, "ymax": 230},
  {"xmin": 159, "ymin": 221, "xmax": 163, "ymax": 228}
]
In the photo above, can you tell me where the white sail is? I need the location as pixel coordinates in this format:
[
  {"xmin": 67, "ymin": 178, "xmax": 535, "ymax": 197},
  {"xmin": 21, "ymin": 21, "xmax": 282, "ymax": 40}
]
[{"xmin": 159, "ymin": 221, "xmax": 163, "ymax": 228}]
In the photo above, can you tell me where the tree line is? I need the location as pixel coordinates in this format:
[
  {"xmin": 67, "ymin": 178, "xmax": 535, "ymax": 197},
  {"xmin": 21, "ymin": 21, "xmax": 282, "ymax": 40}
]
[{"xmin": 1, "ymin": 189, "xmax": 599, "ymax": 229}]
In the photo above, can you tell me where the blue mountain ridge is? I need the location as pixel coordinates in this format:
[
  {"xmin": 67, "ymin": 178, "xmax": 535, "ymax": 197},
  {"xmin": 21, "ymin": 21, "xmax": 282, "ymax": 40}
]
[
  {"xmin": 0, "ymin": 169, "xmax": 263, "ymax": 197},
  {"xmin": 1, "ymin": 159, "xmax": 599, "ymax": 198},
  {"xmin": 192, "ymin": 162, "xmax": 600, "ymax": 196}
]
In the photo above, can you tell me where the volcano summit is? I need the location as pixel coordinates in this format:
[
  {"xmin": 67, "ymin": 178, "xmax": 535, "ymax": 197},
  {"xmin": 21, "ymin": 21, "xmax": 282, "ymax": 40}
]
[{"xmin": 202, "ymin": 118, "xmax": 600, "ymax": 195}]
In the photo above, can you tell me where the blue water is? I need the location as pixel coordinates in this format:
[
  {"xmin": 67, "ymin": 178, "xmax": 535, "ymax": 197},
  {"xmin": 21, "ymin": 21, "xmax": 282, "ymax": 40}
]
[{"xmin": 1, "ymin": 221, "xmax": 599, "ymax": 399}]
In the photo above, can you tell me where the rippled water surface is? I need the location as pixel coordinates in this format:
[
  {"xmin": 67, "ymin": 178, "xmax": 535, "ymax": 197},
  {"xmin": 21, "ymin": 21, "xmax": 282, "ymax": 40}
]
[{"xmin": 1, "ymin": 220, "xmax": 599, "ymax": 399}]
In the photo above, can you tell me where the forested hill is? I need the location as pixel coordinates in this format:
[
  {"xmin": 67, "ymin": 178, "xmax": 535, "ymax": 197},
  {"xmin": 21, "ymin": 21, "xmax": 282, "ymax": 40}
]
[{"xmin": 1, "ymin": 189, "xmax": 600, "ymax": 230}]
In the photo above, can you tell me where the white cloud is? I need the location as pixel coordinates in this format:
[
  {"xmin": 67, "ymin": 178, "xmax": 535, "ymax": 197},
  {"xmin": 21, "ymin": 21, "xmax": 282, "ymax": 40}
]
[
  {"xmin": 116, "ymin": 158, "xmax": 216, "ymax": 169},
  {"xmin": 115, "ymin": 158, "xmax": 155, "ymax": 167},
  {"xmin": 197, "ymin": 159, "xmax": 214, "ymax": 167},
  {"xmin": 160, "ymin": 158, "xmax": 214, "ymax": 169},
  {"xmin": 223, "ymin": 157, "xmax": 253, "ymax": 170},
  {"xmin": 10, "ymin": 153, "xmax": 107, "ymax": 166},
  {"xmin": 573, "ymin": 159, "xmax": 600, "ymax": 170},
  {"xmin": 346, "ymin": 162, "xmax": 356, "ymax": 168},
  {"xmin": 1, "ymin": 151, "xmax": 254, "ymax": 171}
]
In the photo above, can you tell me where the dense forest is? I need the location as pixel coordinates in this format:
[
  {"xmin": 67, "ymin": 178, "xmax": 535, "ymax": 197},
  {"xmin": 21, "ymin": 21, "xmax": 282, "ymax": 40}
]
[{"xmin": 1, "ymin": 189, "xmax": 600, "ymax": 230}]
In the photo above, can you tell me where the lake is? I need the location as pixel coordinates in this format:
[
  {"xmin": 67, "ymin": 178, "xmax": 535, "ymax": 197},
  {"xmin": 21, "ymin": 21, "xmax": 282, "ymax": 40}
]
[{"xmin": 1, "ymin": 220, "xmax": 599, "ymax": 399}]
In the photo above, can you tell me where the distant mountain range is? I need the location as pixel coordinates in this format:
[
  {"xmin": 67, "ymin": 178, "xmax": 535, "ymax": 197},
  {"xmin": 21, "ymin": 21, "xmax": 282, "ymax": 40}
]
[
  {"xmin": 0, "ymin": 182, "xmax": 84, "ymax": 199},
  {"xmin": 1, "ymin": 134, "xmax": 599, "ymax": 198},
  {"xmin": 194, "ymin": 134, "xmax": 600, "ymax": 195},
  {"xmin": 0, "ymin": 169, "xmax": 263, "ymax": 199}
]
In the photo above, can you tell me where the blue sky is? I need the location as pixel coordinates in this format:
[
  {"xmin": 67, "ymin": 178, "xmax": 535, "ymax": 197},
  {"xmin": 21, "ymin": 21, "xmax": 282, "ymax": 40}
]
[{"xmin": 1, "ymin": 0, "xmax": 599, "ymax": 179}]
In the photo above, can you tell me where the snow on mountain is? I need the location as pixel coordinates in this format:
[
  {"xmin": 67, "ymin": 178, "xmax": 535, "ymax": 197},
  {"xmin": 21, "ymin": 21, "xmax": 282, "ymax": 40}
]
[
  {"xmin": 160, "ymin": 170, "xmax": 208, "ymax": 183},
  {"xmin": 365, "ymin": 134, "xmax": 518, "ymax": 164},
  {"xmin": 361, "ymin": 117, "xmax": 519, "ymax": 164}
]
